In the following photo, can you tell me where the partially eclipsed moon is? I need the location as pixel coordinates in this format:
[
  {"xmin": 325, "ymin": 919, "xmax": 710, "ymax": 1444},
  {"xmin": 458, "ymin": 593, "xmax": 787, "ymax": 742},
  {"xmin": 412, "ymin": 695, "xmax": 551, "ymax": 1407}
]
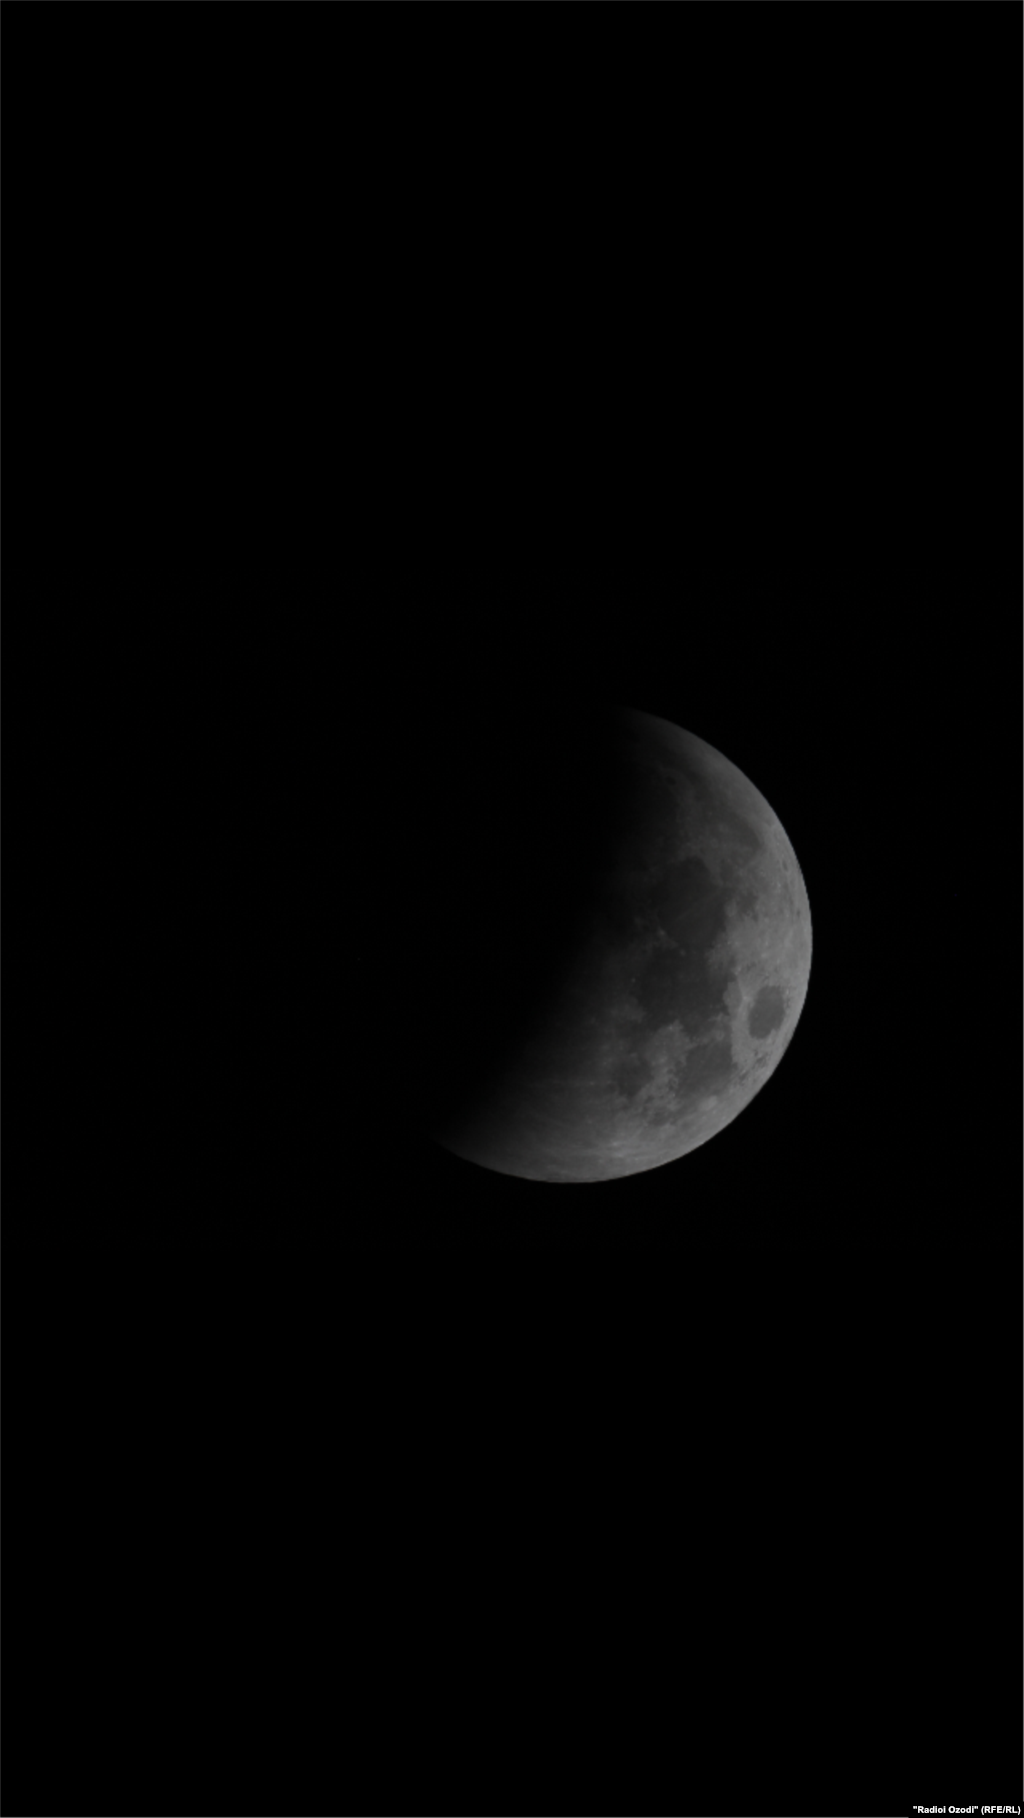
[{"xmin": 432, "ymin": 707, "xmax": 812, "ymax": 1183}]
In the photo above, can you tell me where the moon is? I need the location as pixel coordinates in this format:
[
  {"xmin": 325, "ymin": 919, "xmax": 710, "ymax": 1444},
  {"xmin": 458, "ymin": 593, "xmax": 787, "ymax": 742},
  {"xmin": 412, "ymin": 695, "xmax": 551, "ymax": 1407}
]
[{"xmin": 428, "ymin": 706, "xmax": 812, "ymax": 1183}]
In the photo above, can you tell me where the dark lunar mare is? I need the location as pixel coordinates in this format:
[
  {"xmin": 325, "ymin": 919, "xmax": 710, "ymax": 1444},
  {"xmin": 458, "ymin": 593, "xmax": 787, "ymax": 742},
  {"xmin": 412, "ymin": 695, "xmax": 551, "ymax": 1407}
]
[
  {"xmin": 613, "ymin": 854, "xmax": 744, "ymax": 1120},
  {"xmin": 747, "ymin": 984, "xmax": 787, "ymax": 1039},
  {"xmin": 602, "ymin": 773, "xmax": 765, "ymax": 1120},
  {"xmin": 667, "ymin": 1034, "xmax": 736, "ymax": 1110},
  {"xmin": 568, "ymin": 784, "xmax": 757, "ymax": 1119},
  {"xmin": 610, "ymin": 1054, "xmax": 654, "ymax": 1100},
  {"xmin": 634, "ymin": 856, "xmax": 733, "ymax": 1036}
]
